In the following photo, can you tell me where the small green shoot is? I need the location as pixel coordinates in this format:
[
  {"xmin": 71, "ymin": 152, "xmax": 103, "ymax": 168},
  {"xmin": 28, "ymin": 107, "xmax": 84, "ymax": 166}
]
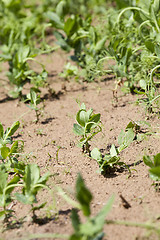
[
  {"xmin": 73, "ymin": 103, "xmax": 102, "ymax": 153},
  {"xmin": 91, "ymin": 123, "xmax": 135, "ymax": 174},
  {"xmin": 0, "ymin": 172, "xmax": 21, "ymax": 221},
  {"xmin": 0, "ymin": 121, "xmax": 22, "ymax": 167},
  {"xmin": 59, "ymin": 173, "xmax": 114, "ymax": 240},
  {"xmin": 143, "ymin": 153, "xmax": 160, "ymax": 190},
  {"xmin": 15, "ymin": 164, "xmax": 50, "ymax": 220},
  {"xmin": 25, "ymin": 89, "xmax": 42, "ymax": 123}
]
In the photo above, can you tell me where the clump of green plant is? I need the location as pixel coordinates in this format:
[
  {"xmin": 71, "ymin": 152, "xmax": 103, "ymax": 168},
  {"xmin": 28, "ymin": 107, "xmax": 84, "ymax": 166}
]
[
  {"xmin": 0, "ymin": 0, "xmax": 50, "ymax": 98},
  {"xmin": 0, "ymin": 121, "xmax": 21, "ymax": 164},
  {"xmin": 60, "ymin": 62, "xmax": 79, "ymax": 80},
  {"xmin": 46, "ymin": 1, "xmax": 108, "ymax": 81},
  {"xmin": 91, "ymin": 123, "xmax": 135, "ymax": 173},
  {"xmin": 0, "ymin": 172, "xmax": 21, "ymax": 221},
  {"xmin": 143, "ymin": 153, "xmax": 160, "ymax": 190},
  {"xmin": 58, "ymin": 173, "xmax": 114, "ymax": 240},
  {"xmin": 15, "ymin": 163, "xmax": 50, "ymax": 221},
  {"xmin": 73, "ymin": 103, "xmax": 102, "ymax": 153}
]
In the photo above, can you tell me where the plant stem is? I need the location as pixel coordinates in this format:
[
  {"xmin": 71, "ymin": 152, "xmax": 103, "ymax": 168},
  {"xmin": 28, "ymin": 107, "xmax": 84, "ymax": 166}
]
[
  {"xmin": 20, "ymin": 233, "xmax": 68, "ymax": 240},
  {"xmin": 106, "ymin": 219, "xmax": 160, "ymax": 234}
]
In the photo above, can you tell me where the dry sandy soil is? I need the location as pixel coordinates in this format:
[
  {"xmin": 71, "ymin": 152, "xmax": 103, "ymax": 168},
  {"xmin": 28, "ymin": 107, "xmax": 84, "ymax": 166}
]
[{"xmin": 0, "ymin": 50, "xmax": 160, "ymax": 240}]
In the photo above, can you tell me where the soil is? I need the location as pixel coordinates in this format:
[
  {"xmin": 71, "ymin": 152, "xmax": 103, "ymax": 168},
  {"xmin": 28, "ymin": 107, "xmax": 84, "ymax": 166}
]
[{"xmin": 0, "ymin": 50, "xmax": 160, "ymax": 240}]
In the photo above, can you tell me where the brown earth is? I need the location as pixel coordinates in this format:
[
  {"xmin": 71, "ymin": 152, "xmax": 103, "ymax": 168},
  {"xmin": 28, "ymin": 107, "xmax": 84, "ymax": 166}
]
[{"xmin": 0, "ymin": 50, "xmax": 160, "ymax": 240}]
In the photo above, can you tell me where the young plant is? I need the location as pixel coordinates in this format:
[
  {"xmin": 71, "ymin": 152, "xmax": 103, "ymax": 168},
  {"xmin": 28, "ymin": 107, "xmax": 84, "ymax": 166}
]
[
  {"xmin": 91, "ymin": 124, "xmax": 135, "ymax": 173},
  {"xmin": 0, "ymin": 121, "xmax": 20, "ymax": 163},
  {"xmin": 0, "ymin": 171, "xmax": 21, "ymax": 221},
  {"xmin": 14, "ymin": 163, "xmax": 50, "ymax": 220},
  {"xmin": 25, "ymin": 89, "xmax": 42, "ymax": 123},
  {"xmin": 143, "ymin": 153, "xmax": 160, "ymax": 190},
  {"xmin": 73, "ymin": 103, "xmax": 102, "ymax": 153},
  {"xmin": 59, "ymin": 173, "xmax": 114, "ymax": 240}
]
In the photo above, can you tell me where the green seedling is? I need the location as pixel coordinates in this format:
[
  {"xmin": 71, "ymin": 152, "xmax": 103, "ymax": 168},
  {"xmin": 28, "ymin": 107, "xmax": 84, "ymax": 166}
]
[
  {"xmin": 91, "ymin": 123, "xmax": 135, "ymax": 173},
  {"xmin": 73, "ymin": 103, "xmax": 102, "ymax": 153},
  {"xmin": 58, "ymin": 173, "xmax": 114, "ymax": 240},
  {"xmin": 0, "ymin": 121, "xmax": 20, "ymax": 163},
  {"xmin": 91, "ymin": 145, "xmax": 125, "ymax": 174},
  {"xmin": 0, "ymin": 121, "xmax": 25, "ymax": 176},
  {"xmin": 0, "ymin": 171, "xmax": 21, "ymax": 221},
  {"xmin": 0, "ymin": 121, "xmax": 20, "ymax": 149},
  {"xmin": 60, "ymin": 62, "xmax": 79, "ymax": 80},
  {"xmin": 14, "ymin": 164, "xmax": 50, "ymax": 220},
  {"xmin": 143, "ymin": 153, "xmax": 160, "ymax": 190},
  {"xmin": 25, "ymin": 89, "xmax": 42, "ymax": 123}
]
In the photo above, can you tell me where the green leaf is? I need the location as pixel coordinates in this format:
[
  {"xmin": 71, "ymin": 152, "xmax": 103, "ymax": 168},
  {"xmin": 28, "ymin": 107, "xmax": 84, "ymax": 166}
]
[
  {"xmin": 24, "ymin": 164, "xmax": 40, "ymax": 193},
  {"xmin": 139, "ymin": 80, "xmax": 147, "ymax": 90},
  {"xmin": 94, "ymin": 36, "xmax": 107, "ymax": 52},
  {"xmin": 14, "ymin": 193, "xmax": 29, "ymax": 204},
  {"xmin": 89, "ymin": 114, "xmax": 101, "ymax": 123},
  {"xmin": 118, "ymin": 128, "xmax": 134, "ymax": 150},
  {"xmin": 143, "ymin": 155, "xmax": 154, "ymax": 168},
  {"xmin": 46, "ymin": 11, "xmax": 64, "ymax": 29},
  {"xmin": 76, "ymin": 109, "xmax": 89, "ymax": 127},
  {"xmin": 64, "ymin": 17, "xmax": 77, "ymax": 37},
  {"xmin": 153, "ymin": 153, "xmax": 160, "ymax": 167},
  {"xmin": 70, "ymin": 209, "xmax": 81, "ymax": 232},
  {"xmin": 5, "ymin": 121, "xmax": 20, "ymax": 138},
  {"xmin": 30, "ymin": 89, "xmax": 37, "ymax": 105},
  {"xmin": 0, "ymin": 123, "xmax": 4, "ymax": 139},
  {"xmin": 0, "ymin": 211, "xmax": 6, "ymax": 220},
  {"xmin": 153, "ymin": 0, "xmax": 160, "ymax": 14},
  {"xmin": 76, "ymin": 174, "xmax": 92, "ymax": 217},
  {"xmin": 91, "ymin": 148, "xmax": 102, "ymax": 162},
  {"xmin": 110, "ymin": 144, "xmax": 118, "ymax": 157},
  {"xmin": 18, "ymin": 45, "xmax": 30, "ymax": 63},
  {"xmin": 37, "ymin": 172, "xmax": 50, "ymax": 185},
  {"xmin": 1, "ymin": 146, "xmax": 10, "ymax": 159},
  {"xmin": 56, "ymin": 0, "xmax": 67, "ymax": 19},
  {"xmin": 145, "ymin": 41, "xmax": 155, "ymax": 53},
  {"xmin": 80, "ymin": 195, "xmax": 114, "ymax": 236},
  {"xmin": 10, "ymin": 141, "xmax": 18, "ymax": 155},
  {"xmin": 81, "ymin": 103, "xmax": 86, "ymax": 110},
  {"xmin": 73, "ymin": 124, "xmax": 84, "ymax": 136},
  {"xmin": 0, "ymin": 172, "xmax": 7, "ymax": 194},
  {"xmin": 149, "ymin": 166, "xmax": 160, "ymax": 181},
  {"xmin": 103, "ymin": 155, "xmax": 120, "ymax": 168}
]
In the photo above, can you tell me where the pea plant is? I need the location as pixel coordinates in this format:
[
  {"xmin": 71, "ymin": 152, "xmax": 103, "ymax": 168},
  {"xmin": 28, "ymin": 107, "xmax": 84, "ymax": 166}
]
[
  {"xmin": 73, "ymin": 103, "xmax": 102, "ymax": 154},
  {"xmin": 0, "ymin": 121, "xmax": 20, "ymax": 164},
  {"xmin": 91, "ymin": 122, "xmax": 136, "ymax": 174},
  {"xmin": 25, "ymin": 89, "xmax": 42, "ymax": 123},
  {"xmin": 58, "ymin": 173, "xmax": 114, "ymax": 240},
  {"xmin": 0, "ymin": 172, "xmax": 21, "ymax": 221},
  {"xmin": 143, "ymin": 153, "xmax": 160, "ymax": 190},
  {"xmin": 14, "ymin": 164, "xmax": 50, "ymax": 221},
  {"xmin": 46, "ymin": 1, "xmax": 107, "ymax": 81}
]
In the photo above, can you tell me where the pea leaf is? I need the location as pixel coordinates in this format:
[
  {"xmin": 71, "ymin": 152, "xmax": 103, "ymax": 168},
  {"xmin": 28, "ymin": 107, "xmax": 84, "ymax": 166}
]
[{"xmin": 76, "ymin": 174, "xmax": 92, "ymax": 217}]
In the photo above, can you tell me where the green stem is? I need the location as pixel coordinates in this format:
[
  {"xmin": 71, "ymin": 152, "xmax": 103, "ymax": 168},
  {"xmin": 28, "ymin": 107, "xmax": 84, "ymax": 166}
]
[
  {"xmin": 106, "ymin": 219, "xmax": 160, "ymax": 234},
  {"xmin": 117, "ymin": 7, "xmax": 149, "ymax": 25},
  {"xmin": 150, "ymin": 65, "xmax": 160, "ymax": 84},
  {"xmin": 20, "ymin": 233, "xmax": 68, "ymax": 240}
]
